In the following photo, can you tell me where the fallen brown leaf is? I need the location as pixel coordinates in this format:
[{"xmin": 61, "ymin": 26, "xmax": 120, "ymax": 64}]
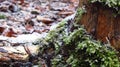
[
  {"xmin": 37, "ymin": 16, "xmax": 53, "ymax": 24},
  {"xmin": 3, "ymin": 28, "xmax": 17, "ymax": 37},
  {"xmin": 58, "ymin": 11, "xmax": 74, "ymax": 15}
]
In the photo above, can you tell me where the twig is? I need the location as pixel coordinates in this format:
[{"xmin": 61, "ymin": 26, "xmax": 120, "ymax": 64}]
[{"xmin": 23, "ymin": 45, "xmax": 31, "ymax": 55}]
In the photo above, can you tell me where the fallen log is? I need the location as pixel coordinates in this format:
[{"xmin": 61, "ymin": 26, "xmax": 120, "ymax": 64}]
[{"xmin": 0, "ymin": 45, "xmax": 39, "ymax": 62}]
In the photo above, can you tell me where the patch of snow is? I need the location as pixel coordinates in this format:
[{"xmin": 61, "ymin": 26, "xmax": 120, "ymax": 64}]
[
  {"xmin": 9, "ymin": 32, "xmax": 47, "ymax": 43},
  {"xmin": 0, "ymin": 36, "xmax": 9, "ymax": 40}
]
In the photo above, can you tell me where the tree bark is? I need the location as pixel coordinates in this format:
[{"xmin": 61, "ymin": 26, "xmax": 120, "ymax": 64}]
[{"xmin": 78, "ymin": 0, "xmax": 120, "ymax": 50}]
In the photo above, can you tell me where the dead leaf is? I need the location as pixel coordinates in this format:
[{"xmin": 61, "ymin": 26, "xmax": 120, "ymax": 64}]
[
  {"xmin": 58, "ymin": 11, "xmax": 74, "ymax": 15},
  {"xmin": 37, "ymin": 16, "xmax": 53, "ymax": 24},
  {"xmin": 3, "ymin": 28, "xmax": 17, "ymax": 37},
  {"xmin": 13, "ymin": 0, "xmax": 24, "ymax": 5},
  {"xmin": 0, "ymin": 0, "xmax": 79, "ymax": 65}
]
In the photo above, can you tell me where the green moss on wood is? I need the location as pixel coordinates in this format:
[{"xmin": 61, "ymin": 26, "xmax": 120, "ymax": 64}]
[
  {"xmin": 36, "ymin": 8, "xmax": 120, "ymax": 67},
  {"xmin": 90, "ymin": 0, "xmax": 120, "ymax": 11}
]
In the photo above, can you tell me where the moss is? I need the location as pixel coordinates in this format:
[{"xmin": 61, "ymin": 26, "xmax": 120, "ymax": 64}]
[
  {"xmin": 89, "ymin": 0, "xmax": 120, "ymax": 12},
  {"xmin": 37, "ymin": 11, "xmax": 120, "ymax": 67},
  {"xmin": 0, "ymin": 14, "xmax": 6, "ymax": 19}
]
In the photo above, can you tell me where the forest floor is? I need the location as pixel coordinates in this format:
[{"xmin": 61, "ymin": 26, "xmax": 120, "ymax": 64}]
[{"xmin": 0, "ymin": 0, "xmax": 79, "ymax": 66}]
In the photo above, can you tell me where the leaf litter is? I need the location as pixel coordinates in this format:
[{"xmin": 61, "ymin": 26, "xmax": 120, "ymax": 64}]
[{"xmin": 0, "ymin": 0, "xmax": 79, "ymax": 66}]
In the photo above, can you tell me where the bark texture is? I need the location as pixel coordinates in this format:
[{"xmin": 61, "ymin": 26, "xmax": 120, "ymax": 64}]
[{"xmin": 78, "ymin": 0, "xmax": 120, "ymax": 50}]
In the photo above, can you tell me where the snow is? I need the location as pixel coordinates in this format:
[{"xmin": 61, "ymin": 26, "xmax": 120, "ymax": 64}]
[{"xmin": 0, "ymin": 32, "xmax": 47, "ymax": 43}]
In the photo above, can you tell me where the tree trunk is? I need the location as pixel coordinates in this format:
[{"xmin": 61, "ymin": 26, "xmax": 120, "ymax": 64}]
[{"xmin": 78, "ymin": 0, "xmax": 120, "ymax": 50}]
